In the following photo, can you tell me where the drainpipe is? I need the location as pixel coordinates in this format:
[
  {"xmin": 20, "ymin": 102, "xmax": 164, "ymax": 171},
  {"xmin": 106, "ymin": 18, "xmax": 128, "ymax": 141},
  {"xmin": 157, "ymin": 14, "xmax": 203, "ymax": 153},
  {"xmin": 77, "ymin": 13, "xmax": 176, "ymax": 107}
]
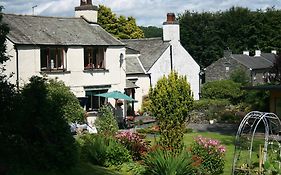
[
  {"xmin": 170, "ymin": 45, "xmax": 173, "ymax": 71},
  {"xmin": 15, "ymin": 45, "xmax": 19, "ymax": 90},
  {"xmin": 250, "ymin": 68, "xmax": 253, "ymax": 85},
  {"xmin": 148, "ymin": 73, "xmax": 152, "ymax": 87}
]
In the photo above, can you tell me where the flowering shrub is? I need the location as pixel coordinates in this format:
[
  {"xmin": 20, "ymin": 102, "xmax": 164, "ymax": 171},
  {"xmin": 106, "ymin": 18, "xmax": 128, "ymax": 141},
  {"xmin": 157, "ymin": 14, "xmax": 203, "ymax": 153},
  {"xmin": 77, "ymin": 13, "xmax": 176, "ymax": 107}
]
[
  {"xmin": 190, "ymin": 136, "xmax": 226, "ymax": 174},
  {"xmin": 115, "ymin": 131, "xmax": 150, "ymax": 160}
]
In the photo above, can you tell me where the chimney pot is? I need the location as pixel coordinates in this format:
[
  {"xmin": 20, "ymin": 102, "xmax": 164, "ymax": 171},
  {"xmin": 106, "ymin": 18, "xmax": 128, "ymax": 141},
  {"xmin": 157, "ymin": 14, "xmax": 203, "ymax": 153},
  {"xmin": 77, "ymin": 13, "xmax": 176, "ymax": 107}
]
[
  {"xmin": 271, "ymin": 50, "xmax": 277, "ymax": 54},
  {"xmin": 163, "ymin": 12, "xmax": 180, "ymax": 41},
  {"xmin": 81, "ymin": 0, "xmax": 92, "ymax": 6},
  {"xmin": 243, "ymin": 51, "xmax": 249, "ymax": 56},
  {"xmin": 75, "ymin": 0, "xmax": 98, "ymax": 23},
  {"xmin": 166, "ymin": 13, "xmax": 176, "ymax": 24},
  {"xmin": 224, "ymin": 50, "xmax": 232, "ymax": 58},
  {"xmin": 255, "ymin": 50, "xmax": 261, "ymax": 57}
]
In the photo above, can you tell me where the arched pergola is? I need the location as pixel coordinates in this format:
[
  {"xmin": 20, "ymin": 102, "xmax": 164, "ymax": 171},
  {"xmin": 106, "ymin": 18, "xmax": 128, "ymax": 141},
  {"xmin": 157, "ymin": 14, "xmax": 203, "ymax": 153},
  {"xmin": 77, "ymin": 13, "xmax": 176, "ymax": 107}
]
[{"xmin": 232, "ymin": 111, "xmax": 281, "ymax": 174}]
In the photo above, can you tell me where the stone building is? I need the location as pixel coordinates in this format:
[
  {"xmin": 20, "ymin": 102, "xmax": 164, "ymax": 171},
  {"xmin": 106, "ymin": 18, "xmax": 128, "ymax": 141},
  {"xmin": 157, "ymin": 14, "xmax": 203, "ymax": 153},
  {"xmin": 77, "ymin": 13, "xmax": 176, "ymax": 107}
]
[{"xmin": 205, "ymin": 50, "xmax": 276, "ymax": 85}]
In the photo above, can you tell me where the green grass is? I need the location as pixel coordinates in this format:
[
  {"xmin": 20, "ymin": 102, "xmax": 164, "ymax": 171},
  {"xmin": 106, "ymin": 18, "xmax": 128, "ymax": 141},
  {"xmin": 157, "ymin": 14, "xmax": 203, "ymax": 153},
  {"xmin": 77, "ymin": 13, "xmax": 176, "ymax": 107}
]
[
  {"xmin": 8, "ymin": 162, "xmax": 120, "ymax": 175},
  {"xmin": 147, "ymin": 131, "xmax": 236, "ymax": 175}
]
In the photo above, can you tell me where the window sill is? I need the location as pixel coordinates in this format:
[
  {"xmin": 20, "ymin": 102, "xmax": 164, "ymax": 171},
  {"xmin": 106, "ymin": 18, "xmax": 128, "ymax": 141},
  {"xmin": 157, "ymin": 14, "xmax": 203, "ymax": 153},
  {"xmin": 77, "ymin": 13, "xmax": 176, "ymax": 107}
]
[
  {"xmin": 40, "ymin": 69, "xmax": 71, "ymax": 74},
  {"xmin": 83, "ymin": 69, "xmax": 109, "ymax": 73}
]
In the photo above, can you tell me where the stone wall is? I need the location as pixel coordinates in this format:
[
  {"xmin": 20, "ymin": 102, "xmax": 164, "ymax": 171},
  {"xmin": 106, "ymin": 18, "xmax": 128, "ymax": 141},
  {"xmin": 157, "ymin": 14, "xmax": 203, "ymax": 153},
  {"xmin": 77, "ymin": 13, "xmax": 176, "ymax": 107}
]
[{"xmin": 205, "ymin": 56, "xmax": 249, "ymax": 82}]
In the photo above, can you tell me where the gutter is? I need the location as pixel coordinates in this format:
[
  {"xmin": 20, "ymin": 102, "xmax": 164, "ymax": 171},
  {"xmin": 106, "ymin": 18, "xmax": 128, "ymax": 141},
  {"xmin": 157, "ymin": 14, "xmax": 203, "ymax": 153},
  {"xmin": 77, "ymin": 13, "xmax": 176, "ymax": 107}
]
[{"xmin": 170, "ymin": 45, "xmax": 173, "ymax": 71}]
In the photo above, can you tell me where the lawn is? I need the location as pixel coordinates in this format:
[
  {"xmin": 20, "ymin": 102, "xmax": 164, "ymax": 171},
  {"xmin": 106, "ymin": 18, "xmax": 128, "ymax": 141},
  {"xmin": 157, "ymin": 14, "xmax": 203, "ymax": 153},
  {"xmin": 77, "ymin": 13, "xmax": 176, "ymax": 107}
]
[
  {"xmin": 147, "ymin": 131, "xmax": 236, "ymax": 175},
  {"xmin": 8, "ymin": 162, "xmax": 120, "ymax": 175}
]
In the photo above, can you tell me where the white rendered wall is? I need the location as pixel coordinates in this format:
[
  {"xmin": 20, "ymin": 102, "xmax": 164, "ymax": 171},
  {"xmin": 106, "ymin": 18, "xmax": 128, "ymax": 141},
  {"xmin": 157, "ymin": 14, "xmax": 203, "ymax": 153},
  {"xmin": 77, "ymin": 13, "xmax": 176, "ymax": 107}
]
[
  {"xmin": 127, "ymin": 74, "xmax": 150, "ymax": 111},
  {"xmin": 148, "ymin": 41, "xmax": 200, "ymax": 100},
  {"xmin": 75, "ymin": 10, "xmax": 98, "ymax": 23},
  {"xmin": 4, "ymin": 44, "xmax": 41, "ymax": 86},
  {"xmin": 163, "ymin": 24, "xmax": 180, "ymax": 42},
  {"xmin": 149, "ymin": 48, "xmax": 171, "ymax": 86},
  {"xmin": 171, "ymin": 40, "xmax": 200, "ymax": 100},
  {"xmin": 3, "ymin": 41, "xmax": 126, "ymax": 99}
]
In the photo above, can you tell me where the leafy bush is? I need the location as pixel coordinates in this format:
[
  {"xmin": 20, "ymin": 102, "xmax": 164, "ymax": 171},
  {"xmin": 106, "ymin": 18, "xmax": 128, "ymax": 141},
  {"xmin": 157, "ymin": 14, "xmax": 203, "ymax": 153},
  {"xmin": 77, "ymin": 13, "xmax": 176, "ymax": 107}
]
[
  {"xmin": 137, "ymin": 126, "xmax": 193, "ymax": 134},
  {"xmin": 77, "ymin": 134, "xmax": 108, "ymax": 166},
  {"xmin": 140, "ymin": 95, "xmax": 151, "ymax": 115},
  {"xmin": 190, "ymin": 136, "xmax": 226, "ymax": 174},
  {"xmin": 193, "ymin": 99, "xmax": 231, "ymax": 111},
  {"xmin": 144, "ymin": 148, "xmax": 194, "ymax": 175},
  {"xmin": 95, "ymin": 105, "xmax": 119, "ymax": 136},
  {"xmin": 149, "ymin": 71, "xmax": 193, "ymax": 152},
  {"xmin": 106, "ymin": 137, "xmax": 132, "ymax": 166},
  {"xmin": 243, "ymin": 90, "xmax": 270, "ymax": 112},
  {"xmin": 17, "ymin": 76, "xmax": 78, "ymax": 170},
  {"xmin": 201, "ymin": 80, "xmax": 243, "ymax": 104},
  {"xmin": 0, "ymin": 76, "xmax": 21, "ymax": 169},
  {"xmin": 77, "ymin": 134, "xmax": 132, "ymax": 167},
  {"xmin": 115, "ymin": 131, "xmax": 150, "ymax": 160},
  {"xmin": 230, "ymin": 68, "xmax": 250, "ymax": 85},
  {"xmin": 47, "ymin": 79, "xmax": 84, "ymax": 123},
  {"xmin": 109, "ymin": 162, "xmax": 146, "ymax": 175}
]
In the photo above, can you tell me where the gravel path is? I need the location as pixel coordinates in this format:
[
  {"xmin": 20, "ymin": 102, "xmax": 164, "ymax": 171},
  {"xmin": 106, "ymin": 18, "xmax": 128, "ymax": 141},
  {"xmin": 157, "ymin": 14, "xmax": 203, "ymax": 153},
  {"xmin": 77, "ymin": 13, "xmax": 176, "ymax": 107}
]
[{"xmin": 188, "ymin": 123, "xmax": 239, "ymax": 135}]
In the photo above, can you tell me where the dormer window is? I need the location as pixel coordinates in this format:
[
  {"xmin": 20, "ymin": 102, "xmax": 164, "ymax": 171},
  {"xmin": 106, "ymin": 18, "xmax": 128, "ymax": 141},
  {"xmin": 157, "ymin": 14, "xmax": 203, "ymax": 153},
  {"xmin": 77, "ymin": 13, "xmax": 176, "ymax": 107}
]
[
  {"xmin": 40, "ymin": 47, "xmax": 65, "ymax": 71},
  {"xmin": 84, "ymin": 47, "xmax": 106, "ymax": 69}
]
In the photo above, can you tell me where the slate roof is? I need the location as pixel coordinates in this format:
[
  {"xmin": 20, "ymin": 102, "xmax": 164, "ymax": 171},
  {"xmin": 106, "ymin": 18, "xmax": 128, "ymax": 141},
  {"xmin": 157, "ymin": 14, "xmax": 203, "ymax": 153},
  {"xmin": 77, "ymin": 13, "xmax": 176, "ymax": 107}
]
[
  {"xmin": 126, "ymin": 56, "xmax": 145, "ymax": 74},
  {"xmin": 2, "ymin": 14, "xmax": 123, "ymax": 46},
  {"xmin": 261, "ymin": 53, "xmax": 276, "ymax": 63},
  {"xmin": 121, "ymin": 38, "xmax": 170, "ymax": 71},
  {"xmin": 125, "ymin": 79, "xmax": 139, "ymax": 89},
  {"xmin": 231, "ymin": 54, "xmax": 274, "ymax": 70}
]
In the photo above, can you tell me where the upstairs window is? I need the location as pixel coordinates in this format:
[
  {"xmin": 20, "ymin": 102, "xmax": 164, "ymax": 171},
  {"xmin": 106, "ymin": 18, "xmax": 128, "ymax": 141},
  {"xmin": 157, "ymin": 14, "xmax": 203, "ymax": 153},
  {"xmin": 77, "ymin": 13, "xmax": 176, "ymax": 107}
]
[
  {"xmin": 41, "ymin": 47, "xmax": 65, "ymax": 71},
  {"xmin": 84, "ymin": 47, "xmax": 106, "ymax": 69}
]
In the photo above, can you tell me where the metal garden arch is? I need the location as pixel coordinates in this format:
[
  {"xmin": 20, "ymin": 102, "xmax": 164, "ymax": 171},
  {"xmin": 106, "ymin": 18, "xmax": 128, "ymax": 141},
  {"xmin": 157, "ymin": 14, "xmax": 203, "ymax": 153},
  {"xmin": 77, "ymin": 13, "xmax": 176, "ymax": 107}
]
[{"xmin": 232, "ymin": 111, "xmax": 281, "ymax": 174}]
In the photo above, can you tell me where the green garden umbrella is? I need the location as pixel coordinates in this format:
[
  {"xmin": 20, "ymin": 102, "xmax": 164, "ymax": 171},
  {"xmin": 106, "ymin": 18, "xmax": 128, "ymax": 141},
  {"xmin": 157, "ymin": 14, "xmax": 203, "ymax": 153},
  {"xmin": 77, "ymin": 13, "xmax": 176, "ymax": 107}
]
[{"xmin": 95, "ymin": 91, "xmax": 137, "ymax": 102}]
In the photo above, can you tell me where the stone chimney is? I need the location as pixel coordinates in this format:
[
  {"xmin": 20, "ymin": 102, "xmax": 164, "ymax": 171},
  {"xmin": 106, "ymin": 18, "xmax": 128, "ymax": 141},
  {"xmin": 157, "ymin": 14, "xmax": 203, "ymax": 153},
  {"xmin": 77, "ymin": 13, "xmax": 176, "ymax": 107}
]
[
  {"xmin": 243, "ymin": 51, "xmax": 249, "ymax": 56},
  {"xmin": 254, "ymin": 50, "xmax": 261, "ymax": 57},
  {"xmin": 163, "ymin": 13, "xmax": 180, "ymax": 42},
  {"xmin": 75, "ymin": 0, "xmax": 98, "ymax": 23}
]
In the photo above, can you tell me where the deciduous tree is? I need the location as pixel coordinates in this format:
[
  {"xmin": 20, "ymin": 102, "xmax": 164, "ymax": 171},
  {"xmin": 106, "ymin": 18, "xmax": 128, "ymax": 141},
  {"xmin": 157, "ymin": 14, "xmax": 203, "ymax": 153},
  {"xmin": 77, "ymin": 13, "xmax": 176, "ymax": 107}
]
[{"xmin": 98, "ymin": 5, "xmax": 144, "ymax": 39}]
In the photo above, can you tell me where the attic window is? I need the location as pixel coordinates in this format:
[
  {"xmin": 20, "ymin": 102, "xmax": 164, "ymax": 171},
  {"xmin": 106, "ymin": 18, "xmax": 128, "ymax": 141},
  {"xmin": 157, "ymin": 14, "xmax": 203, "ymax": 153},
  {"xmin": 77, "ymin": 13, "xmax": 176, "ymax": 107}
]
[
  {"xmin": 84, "ymin": 47, "xmax": 106, "ymax": 69},
  {"xmin": 40, "ymin": 47, "xmax": 65, "ymax": 71}
]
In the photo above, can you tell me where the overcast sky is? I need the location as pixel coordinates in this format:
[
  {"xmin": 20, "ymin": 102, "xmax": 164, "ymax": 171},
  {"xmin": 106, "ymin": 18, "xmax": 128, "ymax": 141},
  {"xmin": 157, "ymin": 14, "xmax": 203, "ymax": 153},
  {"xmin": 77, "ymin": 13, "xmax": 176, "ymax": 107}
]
[{"xmin": 1, "ymin": 0, "xmax": 281, "ymax": 27}]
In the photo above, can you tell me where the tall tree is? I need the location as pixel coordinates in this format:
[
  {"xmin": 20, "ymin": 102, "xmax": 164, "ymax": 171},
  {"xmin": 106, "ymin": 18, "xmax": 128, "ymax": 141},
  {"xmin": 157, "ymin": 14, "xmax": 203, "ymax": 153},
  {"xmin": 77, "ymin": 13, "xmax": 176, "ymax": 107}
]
[
  {"xmin": 0, "ymin": 6, "xmax": 9, "ymax": 64},
  {"xmin": 98, "ymin": 5, "xmax": 144, "ymax": 39},
  {"xmin": 140, "ymin": 26, "xmax": 163, "ymax": 38},
  {"xmin": 179, "ymin": 7, "xmax": 281, "ymax": 68}
]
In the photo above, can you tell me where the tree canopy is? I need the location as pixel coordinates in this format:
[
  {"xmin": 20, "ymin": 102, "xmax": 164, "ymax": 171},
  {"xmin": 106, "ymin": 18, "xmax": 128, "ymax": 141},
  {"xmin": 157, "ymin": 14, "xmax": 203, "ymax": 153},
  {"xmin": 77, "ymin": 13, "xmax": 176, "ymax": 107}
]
[
  {"xmin": 98, "ymin": 5, "xmax": 144, "ymax": 39},
  {"xmin": 179, "ymin": 7, "xmax": 281, "ymax": 68},
  {"xmin": 140, "ymin": 26, "xmax": 163, "ymax": 38},
  {"xmin": 0, "ymin": 6, "xmax": 9, "ymax": 64}
]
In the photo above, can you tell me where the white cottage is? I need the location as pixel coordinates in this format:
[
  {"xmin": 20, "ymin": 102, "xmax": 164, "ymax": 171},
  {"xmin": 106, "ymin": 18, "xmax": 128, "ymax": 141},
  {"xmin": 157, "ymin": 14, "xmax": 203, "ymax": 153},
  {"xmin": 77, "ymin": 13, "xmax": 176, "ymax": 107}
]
[
  {"xmin": 123, "ymin": 13, "xmax": 200, "ymax": 111},
  {"xmin": 2, "ymin": 0, "xmax": 127, "ymax": 114}
]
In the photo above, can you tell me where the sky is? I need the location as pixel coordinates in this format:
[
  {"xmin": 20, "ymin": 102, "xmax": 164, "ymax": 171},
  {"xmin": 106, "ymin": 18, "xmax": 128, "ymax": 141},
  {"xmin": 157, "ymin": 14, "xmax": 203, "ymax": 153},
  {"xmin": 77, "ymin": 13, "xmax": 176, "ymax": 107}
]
[{"xmin": 1, "ymin": 0, "xmax": 281, "ymax": 27}]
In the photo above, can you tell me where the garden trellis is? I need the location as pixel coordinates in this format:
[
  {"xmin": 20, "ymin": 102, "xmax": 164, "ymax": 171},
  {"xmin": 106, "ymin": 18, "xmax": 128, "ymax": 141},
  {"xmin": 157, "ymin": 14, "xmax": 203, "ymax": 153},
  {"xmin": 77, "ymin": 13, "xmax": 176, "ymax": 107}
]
[{"xmin": 232, "ymin": 111, "xmax": 281, "ymax": 174}]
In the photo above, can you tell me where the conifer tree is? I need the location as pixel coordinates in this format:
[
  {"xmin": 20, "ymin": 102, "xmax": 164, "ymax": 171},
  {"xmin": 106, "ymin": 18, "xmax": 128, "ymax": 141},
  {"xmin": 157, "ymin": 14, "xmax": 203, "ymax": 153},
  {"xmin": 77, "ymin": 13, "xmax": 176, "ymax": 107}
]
[{"xmin": 149, "ymin": 71, "xmax": 193, "ymax": 152}]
